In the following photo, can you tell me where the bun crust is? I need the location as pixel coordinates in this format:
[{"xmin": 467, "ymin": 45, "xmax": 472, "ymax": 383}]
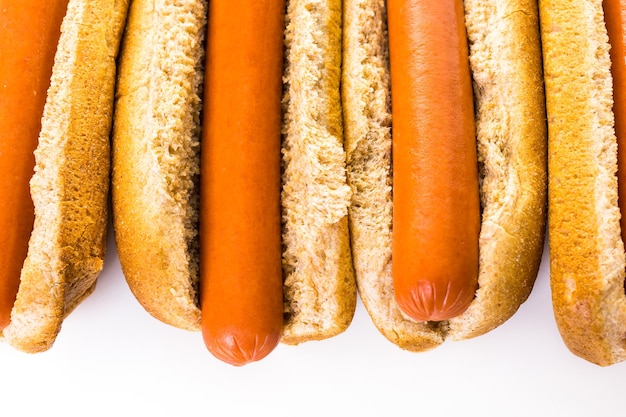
[
  {"xmin": 540, "ymin": 0, "xmax": 626, "ymax": 366},
  {"xmin": 1, "ymin": 0, "xmax": 130, "ymax": 353},
  {"xmin": 343, "ymin": 0, "xmax": 547, "ymax": 350}
]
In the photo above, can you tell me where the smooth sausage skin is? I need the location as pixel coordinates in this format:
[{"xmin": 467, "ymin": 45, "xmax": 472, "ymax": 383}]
[
  {"xmin": 604, "ymin": 0, "xmax": 626, "ymax": 260},
  {"xmin": 388, "ymin": 0, "xmax": 480, "ymax": 322},
  {"xmin": 200, "ymin": 0, "xmax": 285, "ymax": 366},
  {"xmin": 0, "ymin": 1, "xmax": 69, "ymax": 330}
]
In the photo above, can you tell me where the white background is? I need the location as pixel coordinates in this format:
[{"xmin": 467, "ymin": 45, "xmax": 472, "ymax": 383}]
[{"xmin": 1, "ymin": 225, "xmax": 624, "ymax": 417}]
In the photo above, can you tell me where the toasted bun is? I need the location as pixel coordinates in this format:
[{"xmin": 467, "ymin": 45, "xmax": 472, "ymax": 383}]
[
  {"xmin": 112, "ymin": 0, "xmax": 207, "ymax": 331},
  {"xmin": 540, "ymin": 0, "xmax": 626, "ymax": 366},
  {"xmin": 113, "ymin": 0, "xmax": 357, "ymax": 343},
  {"xmin": 343, "ymin": 0, "xmax": 547, "ymax": 351},
  {"xmin": 1, "ymin": 0, "xmax": 129, "ymax": 353}
]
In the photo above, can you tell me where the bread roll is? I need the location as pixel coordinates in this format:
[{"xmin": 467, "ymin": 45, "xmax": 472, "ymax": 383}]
[{"xmin": 539, "ymin": 0, "xmax": 626, "ymax": 366}]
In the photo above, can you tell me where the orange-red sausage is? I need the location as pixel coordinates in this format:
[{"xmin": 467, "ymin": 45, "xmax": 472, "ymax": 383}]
[
  {"xmin": 388, "ymin": 0, "xmax": 480, "ymax": 322},
  {"xmin": 0, "ymin": 1, "xmax": 68, "ymax": 330},
  {"xmin": 604, "ymin": 0, "xmax": 626, "ymax": 256},
  {"xmin": 199, "ymin": 0, "xmax": 285, "ymax": 366}
]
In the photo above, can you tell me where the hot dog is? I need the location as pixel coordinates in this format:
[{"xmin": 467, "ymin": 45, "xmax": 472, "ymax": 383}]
[
  {"xmin": 388, "ymin": 0, "xmax": 480, "ymax": 322},
  {"xmin": 112, "ymin": 0, "xmax": 356, "ymax": 365},
  {"xmin": 343, "ymin": 0, "xmax": 547, "ymax": 350},
  {"xmin": 200, "ymin": 0, "xmax": 285, "ymax": 366},
  {"xmin": 0, "ymin": 0, "xmax": 129, "ymax": 353},
  {"xmin": 540, "ymin": 0, "xmax": 626, "ymax": 366}
]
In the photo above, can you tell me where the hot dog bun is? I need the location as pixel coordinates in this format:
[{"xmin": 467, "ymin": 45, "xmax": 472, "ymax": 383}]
[
  {"xmin": 280, "ymin": 0, "xmax": 356, "ymax": 344},
  {"xmin": 343, "ymin": 0, "xmax": 547, "ymax": 350},
  {"xmin": 0, "ymin": 0, "xmax": 129, "ymax": 353},
  {"xmin": 112, "ymin": 0, "xmax": 356, "ymax": 344},
  {"xmin": 540, "ymin": 0, "xmax": 626, "ymax": 366},
  {"xmin": 112, "ymin": 0, "xmax": 207, "ymax": 332}
]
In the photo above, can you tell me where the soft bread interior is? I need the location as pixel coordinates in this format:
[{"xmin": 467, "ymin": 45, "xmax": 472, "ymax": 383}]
[
  {"xmin": 112, "ymin": 0, "xmax": 207, "ymax": 331},
  {"xmin": 281, "ymin": 0, "xmax": 357, "ymax": 344},
  {"xmin": 540, "ymin": 0, "xmax": 626, "ymax": 366},
  {"xmin": 343, "ymin": 0, "xmax": 547, "ymax": 350},
  {"xmin": 1, "ymin": 0, "xmax": 130, "ymax": 353}
]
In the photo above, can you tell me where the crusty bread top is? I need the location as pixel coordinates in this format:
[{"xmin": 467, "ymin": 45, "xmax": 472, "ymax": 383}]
[
  {"xmin": 112, "ymin": 0, "xmax": 207, "ymax": 331},
  {"xmin": 540, "ymin": 0, "xmax": 626, "ymax": 366},
  {"xmin": 280, "ymin": 0, "xmax": 357, "ymax": 344},
  {"xmin": 343, "ymin": 0, "xmax": 547, "ymax": 350},
  {"xmin": 1, "ymin": 0, "xmax": 129, "ymax": 353}
]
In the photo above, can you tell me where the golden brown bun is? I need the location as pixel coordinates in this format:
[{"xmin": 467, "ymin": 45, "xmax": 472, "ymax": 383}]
[
  {"xmin": 1, "ymin": 0, "xmax": 129, "ymax": 353},
  {"xmin": 342, "ymin": 0, "xmax": 547, "ymax": 351},
  {"xmin": 540, "ymin": 0, "xmax": 626, "ymax": 366},
  {"xmin": 112, "ymin": 0, "xmax": 357, "ymax": 343},
  {"xmin": 112, "ymin": 0, "xmax": 207, "ymax": 331}
]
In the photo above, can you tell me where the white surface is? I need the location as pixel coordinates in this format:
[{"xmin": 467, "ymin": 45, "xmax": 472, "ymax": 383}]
[{"xmin": 1, "ymin": 228, "xmax": 625, "ymax": 417}]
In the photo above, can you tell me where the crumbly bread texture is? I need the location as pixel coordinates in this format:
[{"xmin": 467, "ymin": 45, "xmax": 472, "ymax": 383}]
[
  {"xmin": 540, "ymin": 0, "xmax": 626, "ymax": 366},
  {"xmin": 1, "ymin": 0, "xmax": 129, "ymax": 353},
  {"xmin": 343, "ymin": 0, "xmax": 546, "ymax": 350},
  {"xmin": 281, "ymin": 0, "xmax": 357, "ymax": 344},
  {"xmin": 112, "ymin": 0, "xmax": 207, "ymax": 331}
]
